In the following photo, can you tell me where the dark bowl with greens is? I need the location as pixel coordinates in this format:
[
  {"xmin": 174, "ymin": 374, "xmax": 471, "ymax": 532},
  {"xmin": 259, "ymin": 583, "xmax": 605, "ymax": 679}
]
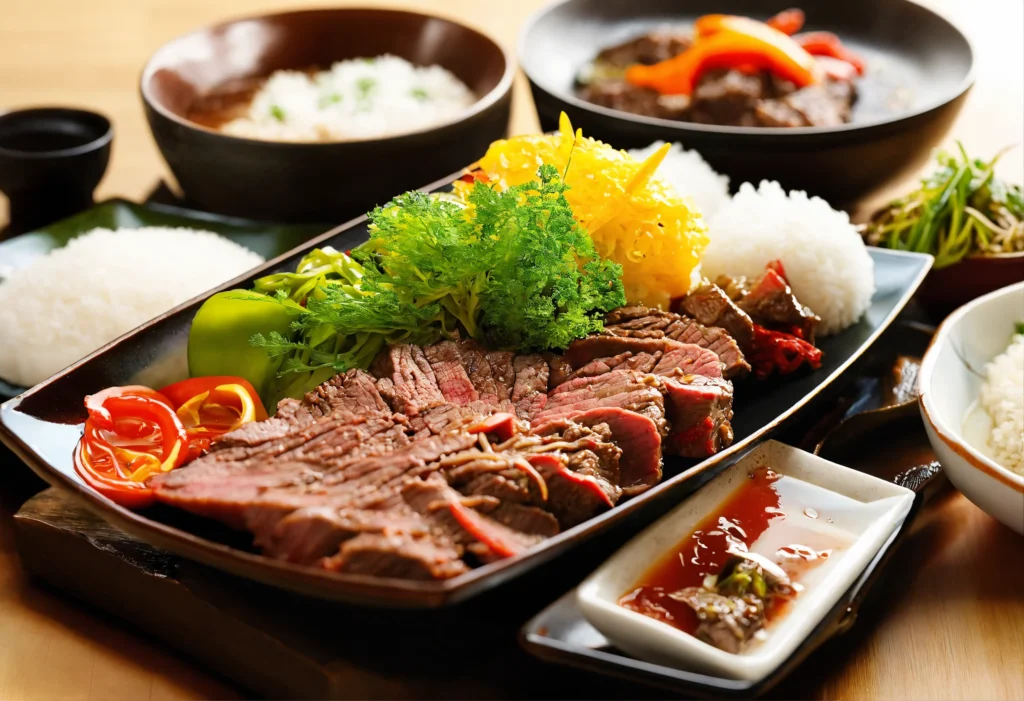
[{"xmin": 863, "ymin": 144, "xmax": 1024, "ymax": 318}]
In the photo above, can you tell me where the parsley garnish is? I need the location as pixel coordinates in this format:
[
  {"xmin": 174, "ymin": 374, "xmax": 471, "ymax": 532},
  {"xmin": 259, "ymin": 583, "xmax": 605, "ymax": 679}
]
[{"xmin": 249, "ymin": 165, "xmax": 625, "ymax": 395}]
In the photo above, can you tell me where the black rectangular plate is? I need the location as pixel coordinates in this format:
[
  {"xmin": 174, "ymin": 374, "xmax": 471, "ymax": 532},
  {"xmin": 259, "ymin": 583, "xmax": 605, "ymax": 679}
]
[{"xmin": 0, "ymin": 173, "xmax": 933, "ymax": 608}]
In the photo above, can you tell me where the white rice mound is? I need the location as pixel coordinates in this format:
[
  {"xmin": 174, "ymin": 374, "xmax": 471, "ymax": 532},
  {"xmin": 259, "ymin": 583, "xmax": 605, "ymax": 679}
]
[
  {"xmin": 703, "ymin": 181, "xmax": 875, "ymax": 336},
  {"xmin": 0, "ymin": 227, "xmax": 264, "ymax": 387},
  {"xmin": 979, "ymin": 333, "xmax": 1024, "ymax": 475},
  {"xmin": 222, "ymin": 55, "xmax": 476, "ymax": 142},
  {"xmin": 628, "ymin": 141, "xmax": 731, "ymax": 219}
]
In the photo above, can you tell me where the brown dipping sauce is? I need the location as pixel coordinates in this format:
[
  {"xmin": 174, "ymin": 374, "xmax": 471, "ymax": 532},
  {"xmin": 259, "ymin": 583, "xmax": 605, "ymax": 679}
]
[{"xmin": 619, "ymin": 468, "xmax": 833, "ymax": 637}]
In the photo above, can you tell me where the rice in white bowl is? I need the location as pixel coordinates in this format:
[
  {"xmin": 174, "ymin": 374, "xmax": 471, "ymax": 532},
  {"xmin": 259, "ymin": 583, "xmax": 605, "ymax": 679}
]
[
  {"xmin": 978, "ymin": 333, "xmax": 1024, "ymax": 475},
  {"xmin": 702, "ymin": 181, "xmax": 875, "ymax": 335},
  {"xmin": 0, "ymin": 227, "xmax": 264, "ymax": 387},
  {"xmin": 221, "ymin": 55, "xmax": 476, "ymax": 142},
  {"xmin": 628, "ymin": 141, "xmax": 731, "ymax": 219}
]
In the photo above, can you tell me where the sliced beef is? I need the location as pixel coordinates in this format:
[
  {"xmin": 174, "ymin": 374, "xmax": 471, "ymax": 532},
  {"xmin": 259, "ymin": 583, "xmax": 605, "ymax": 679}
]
[
  {"xmin": 403, "ymin": 477, "xmax": 543, "ymax": 558},
  {"xmin": 570, "ymin": 407, "xmax": 663, "ymax": 496},
  {"xmin": 322, "ymin": 531, "xmax": 469, "ymax": 580},
  {"xmin": 207, "ymin": 398, "xmax": 319, "ymax": 454},
  {"xmin": 594, "ymin": 31, "xmax": 691, "ymax": 68},
  {"xmin": 604, "ymin": 306, "xmax": 749, "ymax": 379},
  {"xmin": 578, "ymin": 82, "xmax": 690, "ymax": 121},
  {"xmin": 512, "ymin": 354, "xmax": 549, "ymax": 419},
  {"xmin": 652, "ymin": 345, "xmax": 724, "ymax": 380},
  {"xmin": 720, "ymin": 266, "xmax": 819, "ymax": 341},
  {"xmin": 562, "ymin": 351, "xmax": 661, "ymax": 385},
  {"xmin": 261, "ymin": 505, "xmax": 430, "ymax": 565},
  {"xmin": 783, "ymin": 83, "xmax": 852, "ymax": 127},
  {"xmin": 676, "ymin": 283, "xmax": 755, "ymax": 351},
  {"xmin": 661, "ymin": 375, "xmax": 735, "ymax": 459},
  {"xmin": 688, "ymin": 70, "xmax": 765, "ymax": 127},
  {"xmin": 755, "ymin": 98, "xmax": 807, "ymax": 128},
  {"xmin": 536, "ymin": 371, "xmax": 667, "ymax": 434},
  {"xmin": 544, "ymin": 352, "xmax": 575, "ymax": 390},
  {"xmin": 371, "ymin": 343, "xmax": 446, "ymax": 416},
  {"xmin": 461, "ymin": 472, "xmax": 534, "ymax": 504},
  {"xmin": 474, "ymin": 501, "xmax": 560, "ymax": 538},
  {"xmin": 407, "ymin": 401, "xmax": 497, "ymax": 438},
  {"xmin": 527, "ymin": 454, "xmax": 617, "ymax": 528},
  {"xmin": 423, "ymin": 341, "xmax": 479, "ymax": 406},
  {"xmin": 565, "ymin": 336, "xmax": 689, "ymax": 370},
  {"xmin": 303, "ymin": 369, "xmax": 390, "ymax": 419},
  {"xmin": 449, "ymin": 340, "xmax": 515, "ymax": 408},
  {"xmin": 484, "ymin": 349, "xmax": 516, "ymax": 402}
]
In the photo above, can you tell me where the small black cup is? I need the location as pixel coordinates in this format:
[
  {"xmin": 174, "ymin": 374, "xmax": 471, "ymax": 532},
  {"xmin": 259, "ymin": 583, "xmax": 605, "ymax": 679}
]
[{"xmin": 0, "ymin": 108, "xmax": 113, "ymax": 238}]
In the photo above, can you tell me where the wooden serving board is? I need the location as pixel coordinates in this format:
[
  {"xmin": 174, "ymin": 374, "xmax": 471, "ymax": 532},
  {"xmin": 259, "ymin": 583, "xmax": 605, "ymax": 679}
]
[
  {"xmin": 13, "ymin": 488, "xmax": 667, "ymax": 700},
  {"xmin": 9, "ymin": 322, "xmax": 936, "ymax": 699}
]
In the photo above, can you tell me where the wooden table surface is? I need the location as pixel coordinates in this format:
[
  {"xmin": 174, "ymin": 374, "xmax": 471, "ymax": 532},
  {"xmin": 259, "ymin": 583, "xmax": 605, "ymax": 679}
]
[{"xmin": 1, "ymin": 1, "xmax": 1022, "ymax": 699}]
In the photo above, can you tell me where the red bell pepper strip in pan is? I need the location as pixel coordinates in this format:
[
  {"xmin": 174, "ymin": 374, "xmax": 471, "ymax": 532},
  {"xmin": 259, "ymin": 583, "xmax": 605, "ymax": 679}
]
[
  {"xmin": 627, "ymin": 21, "xmax": 819, "ymax": 95},
  {"xmin": 794, "ymin": 31, "xmax": 866, "ymax": 75}
]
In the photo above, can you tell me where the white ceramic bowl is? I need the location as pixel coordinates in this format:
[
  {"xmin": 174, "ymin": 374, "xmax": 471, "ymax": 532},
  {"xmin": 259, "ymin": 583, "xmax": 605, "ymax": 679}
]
[
  {"xmin": 576, "ymin": 440, "xmax": 914, "ymax": 682},
  {"xmin": 919, "ymin": 281, "xmax": 1024, "ymax": 534}
]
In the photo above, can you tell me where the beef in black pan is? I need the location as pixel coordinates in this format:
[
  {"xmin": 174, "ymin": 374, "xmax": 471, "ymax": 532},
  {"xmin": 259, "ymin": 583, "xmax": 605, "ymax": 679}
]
[{"xmin": 577, "ymin": 8, "xmax": 864, "ymax": 128}]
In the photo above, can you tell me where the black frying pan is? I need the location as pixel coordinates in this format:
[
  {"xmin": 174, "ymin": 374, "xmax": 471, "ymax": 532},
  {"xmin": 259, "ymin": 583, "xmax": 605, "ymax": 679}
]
[{"xmin": 519, "ymin": 0, "xmax": 974, "ymax": 206}]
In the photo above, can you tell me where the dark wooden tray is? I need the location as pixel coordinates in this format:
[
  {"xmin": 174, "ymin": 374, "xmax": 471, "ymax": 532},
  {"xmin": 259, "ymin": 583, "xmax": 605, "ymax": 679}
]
[{"xmin": 10, "ymin": 321, "xmax": 947, "ymax": 699}]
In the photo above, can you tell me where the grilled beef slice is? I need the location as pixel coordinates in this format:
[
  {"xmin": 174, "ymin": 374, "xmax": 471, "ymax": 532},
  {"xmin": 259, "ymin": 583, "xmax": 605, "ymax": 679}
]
[
  {"xmin": 676, "ymin": 283, "xmax": 756, "ymax": 351},
  {"xmin": 726, "ymin": 267, "xmax": 820, "ymax": 342},
  {"xmin": 423, "ymin": 341, "xmax": 480, "ymax": 406},
  {"xmin": 511, "ymin": 354, "xmax": 550, "ymax": 419},
  {"xmin": 661, "ymin": 375, "xmax": 735, "ymax": 458},
  {"xmin": 371, "ymin": 343, "xmax": 447, "ymax": 416},
  {"xmin": 604, "ymin": 306, "xmax": 749, "ymax": 379}
]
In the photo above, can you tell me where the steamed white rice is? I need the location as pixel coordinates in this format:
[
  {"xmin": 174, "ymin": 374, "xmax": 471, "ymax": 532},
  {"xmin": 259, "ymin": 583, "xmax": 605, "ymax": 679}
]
[
  {"xmin": 629, "ymin": 141, "xmax": 731, "ymax": 219},
  {"xmin": 222, "ymin": 55, "xmax": 476, "ymax": 142},
  {"xmin": 0, "ymin": 227, "xmax": 264, "ymax": 387},
  {"xmin": 702, "ymin": 181, "xmax": 875, "ymax": 335},
  {"xmin": 979, "ymin": 333, "xmax": 1024, "ymax": 475}
]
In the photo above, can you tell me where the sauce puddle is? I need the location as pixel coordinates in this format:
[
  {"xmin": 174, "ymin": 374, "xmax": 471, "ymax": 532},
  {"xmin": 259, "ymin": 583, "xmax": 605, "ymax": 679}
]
[{"xmin": 619, "ymin": 467, "xmax": 853, "ymax": 647}]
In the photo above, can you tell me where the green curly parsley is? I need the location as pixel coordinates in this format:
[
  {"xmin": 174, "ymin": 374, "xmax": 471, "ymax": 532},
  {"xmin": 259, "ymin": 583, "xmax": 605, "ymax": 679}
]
[{"xmin": 249, "ymin": 165, "xmax": 625, "ymax": 397}]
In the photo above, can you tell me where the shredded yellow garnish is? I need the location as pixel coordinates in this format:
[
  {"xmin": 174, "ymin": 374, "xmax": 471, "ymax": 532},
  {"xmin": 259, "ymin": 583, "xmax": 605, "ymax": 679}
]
[{"xmin": 456, "ymin": 113, "xmax": 709, "ymax": 308}]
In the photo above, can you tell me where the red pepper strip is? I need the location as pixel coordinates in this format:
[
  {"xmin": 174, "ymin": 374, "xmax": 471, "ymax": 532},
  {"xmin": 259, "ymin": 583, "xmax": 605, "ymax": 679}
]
[
  {"xmin": 814, "ymin": 56, "xmax": 858, "ymax": 82},
  {"xmin": 75, "ymin": 441, "xmax": 157, "ymax": 509},
  {"xmin": 85, "ymin": 385, "xmax": 174, "ymax": 430},
  {"xmin": 160, "ymin": 376, "xmax": 267, "ymax": 421},
  {"xmin": 466, "ymin": 412, "xmax": 519, "ymax": 442},
  {"xmin": 768, "ymin": 258, "xmax": 789, "ymax": 281},
  {"xmin": 100, "ymin": 395, "xmax": 188, "ymax": 479},
  {"xmin": 627, "ymin": 24, "xmax": 819, "ymax": 95},
  {"xmin": 766, "ymin": 8, "xmax": 805, "ymax": 36},
  {"xmin": 458, "ymin": 170, "xmax": 490, "ymax": 184},
  {"xmin": 794, "ymin": 31, "xmax": 865, "ymax": 75},
  {"xmin": 448, "ymin": 501, "xmax": 525, "ymax": 558},
  {"xmin": 748, "ymin": 324, "xmax": 823, "ymax": 380},
  {"xmin": 526, "ymin": 454, "xmax": 614, "ymax": 508}
]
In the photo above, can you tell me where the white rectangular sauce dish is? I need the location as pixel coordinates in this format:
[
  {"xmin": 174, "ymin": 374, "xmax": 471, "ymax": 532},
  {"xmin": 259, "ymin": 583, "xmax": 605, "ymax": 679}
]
[{"xmin": 576, "ymin": 440, "xmax": 914, "ymax": 682}]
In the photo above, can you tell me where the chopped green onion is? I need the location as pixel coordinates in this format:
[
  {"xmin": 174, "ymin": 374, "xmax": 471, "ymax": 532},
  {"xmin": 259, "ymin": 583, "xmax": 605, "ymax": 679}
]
[
  {"xmin": 864, "ymin": 143, "xmax": 1024, "ymax": 268},
  {"xmin": 318, "ymin": 93, "xmax": 342, "ymax": 108},
  {"xmin": 356, "ymin": 77, "xmax": 377, "ymax": 100},
  {"xmin": 269, "ymin": 105, "xmax": 286, "ymax": 122}
]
